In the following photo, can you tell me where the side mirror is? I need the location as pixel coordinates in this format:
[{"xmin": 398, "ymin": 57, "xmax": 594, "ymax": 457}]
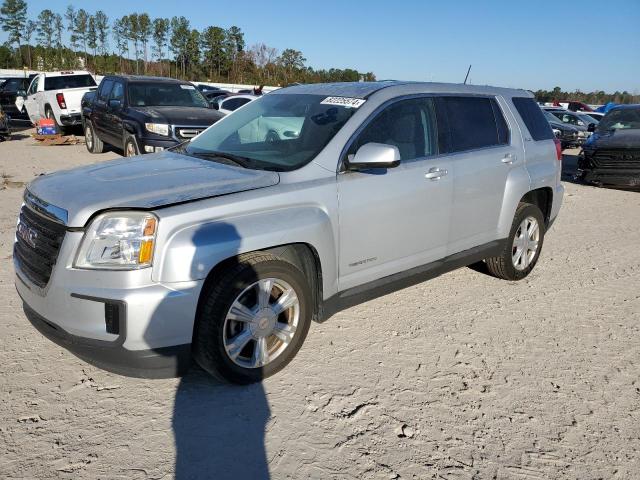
[
  {"xmin": 108, "ymin": 99, "xmax": 122, "ymax": 109},
  {"xmin": 283, "ymin": 130, "xmax": 298, "ymax": 138},
  {"xmin": 17, "ymin": 89, "xmax": 26, "ymax": 98},
  {"xmin": 210, "ymin": 102, "xmax": 219, "ymax": 110},
  {"xmin": 347, "ymin": 142, "xmax": 401, "ymax": 170},
  {"xmin": 587, "ymin": 123, "xmax": 596, "ymax": 133}
]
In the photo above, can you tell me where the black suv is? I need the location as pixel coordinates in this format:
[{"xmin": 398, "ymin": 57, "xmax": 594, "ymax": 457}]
[
  {"xmin": 81, "ymin": 75, "xmax": 224, "ymax": 156},
  {"xmin": 578, "ymin": 105, "xmax": 640, "ymax": 188}
]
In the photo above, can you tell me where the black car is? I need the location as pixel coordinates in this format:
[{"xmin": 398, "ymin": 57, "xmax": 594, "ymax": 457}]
[
  {"xmin": 578, "ymin": 105, "xmax": 640, "ymax": 188},
  {"xmin": 0, "ymin": 104, "xmax": 10, "ymax": 140},
  {"xmin": 82, "ymin": 75, "xmax": 224, "ymax": 157},
  {"xmin": 0, "ymin": 75, "xmax": 36, "ymax": 121},
  {"xmin": 543, "ymin": 110, "xmax": 580, "ymax": 149},
  {"xmin": 203, "ymin": 89, "xmax": 231, "ymax": 103}
]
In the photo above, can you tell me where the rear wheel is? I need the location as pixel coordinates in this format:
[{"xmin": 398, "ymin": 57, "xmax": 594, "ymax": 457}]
[
  {"xmin": 193, "ymin": 252, "xmax": 312, "ymax": 384},
  {"xmin": 485, "ymin": 203, "xmax": 545, "ymax": 281},
  {"xmin": 85, "ymin": 121, "xmax": 104, "ymax": 153},
  {"xmin": 45, "ymin": 106, "xmax": 64, "ymax": 135}
]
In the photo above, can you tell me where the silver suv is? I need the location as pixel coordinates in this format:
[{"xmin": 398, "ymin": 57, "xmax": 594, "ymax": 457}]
[{"xmin": 14, "ymin": 82, "xmax": 564, "ymax": 384}]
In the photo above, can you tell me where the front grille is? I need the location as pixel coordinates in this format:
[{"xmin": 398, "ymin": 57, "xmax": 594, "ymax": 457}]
[
  {"xmin": 14, "ymin": 204, "xmax": 66, "ymax": 288},
  {"xmin": 591, "ymin": 149, "xmax": 640, "ymax": 170},
  {"xmin": 175, "ymin": 127, "xmax": 206, "ymax": 139}
]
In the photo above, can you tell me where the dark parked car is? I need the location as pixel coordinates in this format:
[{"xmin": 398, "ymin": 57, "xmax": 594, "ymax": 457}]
[
  {"xmin": 578, "ymin": 105, "xmax": 640, "ymax": 188},
  {"xmin": 543, "ymin": 110, "xmax": 580, "ymax": 149},
  {"xmin": 82, "ymin": 75, "xmax": 224, "ymax": 157},
  {"xmin": 196, "ymin": 83, "xmax": 221, "ymax": 94},
  {"xmin": 203, "ymin": 89, "xmax": 231, "ymax": 103},
  {"xmin": 0, "ymin": 104, "xmax": 10, "ymax": 140},
  {"xmin": 0, "ymin": 75, "xmax": 36, "ymax": 121}
]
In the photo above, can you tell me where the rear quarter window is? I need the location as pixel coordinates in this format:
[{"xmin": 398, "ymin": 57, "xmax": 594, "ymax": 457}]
[{"xmin": 512, "ymin": 97, "xmax": 554, "ymax": 141}]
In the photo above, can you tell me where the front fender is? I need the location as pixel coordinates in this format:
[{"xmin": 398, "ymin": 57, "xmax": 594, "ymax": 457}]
[{"xmin": 153, "ymin": 206, "xmax": 338, "ymax": 298}]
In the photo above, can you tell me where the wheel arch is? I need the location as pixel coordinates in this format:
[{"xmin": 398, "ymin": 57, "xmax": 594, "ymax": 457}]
[
  {"xmin": 194, "ymin": 243, "xmax": 324, "ymax": 340},
  {"xmin": 520, "ymin": 187, "xmax": 553, "ymax": 226}
]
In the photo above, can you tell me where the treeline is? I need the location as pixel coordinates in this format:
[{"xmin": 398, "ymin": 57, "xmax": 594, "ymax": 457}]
[
  {"xmin": 0, "ymin": 0, "xmax": 375, "ymax": 85},
  {"xmin": 535, "ymin": 87, "xmax": 639, "ymax": 106}
]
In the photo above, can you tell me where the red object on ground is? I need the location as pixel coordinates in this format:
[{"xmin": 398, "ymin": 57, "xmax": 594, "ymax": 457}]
[{"xmin": 38, "ymin": 118, "xmax": 55, "ymax": 128}]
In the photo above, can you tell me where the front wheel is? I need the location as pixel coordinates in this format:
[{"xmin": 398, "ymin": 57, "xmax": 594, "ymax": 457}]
[
  {"xmin": 484, "ymin": 203, "xmax": 545, "ymax": 281},
  {"xmin": 193, "ymin": 252, "xmax": 312, "ymax": 384}
]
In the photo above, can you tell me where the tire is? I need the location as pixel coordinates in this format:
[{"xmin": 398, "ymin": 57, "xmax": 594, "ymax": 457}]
[
  {"xmin": 84, "ymin": 121, "xmax": 104, "ymax": 153},
  {"xmin": 124, "ymin": 135, "xmax": 139, "ymax": 157},
  {"xmin": 484, "ymin": 202, "xmax": 545, "ymax": 281},
  {"xmin": 45, "ymin": 106, "xmax": 64, "ymax": 135},
  {"xmin": 193, "ymin": 252, "xmax": 312, "ymax": 384}
]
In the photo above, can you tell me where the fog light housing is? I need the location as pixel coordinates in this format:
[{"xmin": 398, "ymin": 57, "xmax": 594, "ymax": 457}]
[{"xmin": 144, "ymin": 145, "xmax": 154, "ymax": 153}]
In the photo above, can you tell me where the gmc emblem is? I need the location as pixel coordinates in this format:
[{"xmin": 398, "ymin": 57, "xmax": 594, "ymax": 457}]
[{"xmin": 17, "ymin": 222, "xmax": 38, "ymax": 249}]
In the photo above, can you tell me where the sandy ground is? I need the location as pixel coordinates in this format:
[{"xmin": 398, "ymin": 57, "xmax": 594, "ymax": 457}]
[{"xmin": 0, "ymin": 127, "xmax": 639, "ymax": 480}]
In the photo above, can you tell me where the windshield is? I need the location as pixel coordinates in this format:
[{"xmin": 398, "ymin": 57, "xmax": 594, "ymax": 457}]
[
  {"xmin": 577, "ymin": 113, "xmax": 599, "ymax": 124},
  {"xmin": 44, "ymin": 74, "xmax": 96, "ymax": 90},
  {"xmin": 598, "ymin": 108, "xmax": 640, "ymax": 131},
  {"xmin": 129, "ymin": 82, "xmax": 209, "ymax": 108},
  {"xmin": 543, "ymin": 111, "xmax": 560, "ymax": 123},
  {"xmin": 185, "ymin": 93, "xmax": 359, "ymax": 171}
]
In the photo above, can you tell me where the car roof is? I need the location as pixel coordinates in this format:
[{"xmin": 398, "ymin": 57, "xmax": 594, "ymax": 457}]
[
  {"xmin": 610, "ymin": 104, "xmax": 640, "ymax": 111},
  {"xmin": 106, "ymin": 75, "xmax": 193, "ymax": 85},
  {"xmin": 272, "ymin": 80, "xmax": 531, "ymax": 99}
]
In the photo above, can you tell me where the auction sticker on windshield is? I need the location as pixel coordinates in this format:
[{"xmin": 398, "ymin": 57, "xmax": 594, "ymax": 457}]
[{"xmin": 320, "ymin": 97, "xmax": 366, "ymax": 108}]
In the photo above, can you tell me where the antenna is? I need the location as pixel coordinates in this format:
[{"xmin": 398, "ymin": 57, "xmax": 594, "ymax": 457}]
[{"xmin": 463, "ymin": 64, "xmax": 472, "ymax": 85}]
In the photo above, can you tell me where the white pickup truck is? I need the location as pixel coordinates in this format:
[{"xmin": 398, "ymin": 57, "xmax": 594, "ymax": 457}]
[{"xmin": 20, "ymin": 71, "xmax": 97, "ymax": 132}]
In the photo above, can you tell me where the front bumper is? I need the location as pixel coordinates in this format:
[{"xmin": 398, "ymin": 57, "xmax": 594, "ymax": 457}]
[
  {"xmin": 579, "ymin": 168, "xmax": 640, "ymax": 188},
  {"xmin": 136, "ymin": 135, "xmax": 180, "ymax": 154},
  {"xmin": 15, "ymin": 231, "xmax": 204, "ymax": 378}
]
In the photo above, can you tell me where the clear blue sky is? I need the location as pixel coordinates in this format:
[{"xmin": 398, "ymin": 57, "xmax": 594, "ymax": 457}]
[{"xmin": 3, "ymin": 0, "xmax": 639, "ymax": 92}]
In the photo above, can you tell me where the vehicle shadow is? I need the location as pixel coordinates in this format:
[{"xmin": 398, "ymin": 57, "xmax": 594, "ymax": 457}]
[{"xmin": 143, "ymin": 222, "xmax": 271, "ymax": 479}]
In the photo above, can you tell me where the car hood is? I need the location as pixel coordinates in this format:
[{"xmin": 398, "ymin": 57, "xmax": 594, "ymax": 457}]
[
  {"xmin": 129, "ymin": 106, "xmax": 224, "ymax": 126},
  {"xmin": 27, "ymin": 151, "xmax": 280, "ymax": 227},
  {"xmin": 585, "ymin": 128, "xmax": 640, "ymax": 150}
]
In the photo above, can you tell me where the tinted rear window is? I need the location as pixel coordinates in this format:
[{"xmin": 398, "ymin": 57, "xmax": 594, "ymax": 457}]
[
  {"xmin": 442, "ymin": 96, "xmax": 507, "ymax": 152},
  {"xmin": 44, "ymin": 74, "xmax": 96, "ymax": 91},
  {"xmin": 512, "ymin": 97, "xmax": 554, "ymax": 141}
]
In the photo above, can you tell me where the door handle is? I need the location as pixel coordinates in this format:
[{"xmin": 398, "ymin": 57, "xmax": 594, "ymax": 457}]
[
  {"xmin": 501, "ymin": 153, "xmax": 516, "ymax": 164},
  {"xmin": 425, "ymin": 167, "xmax": 448, "ymax": 180}
]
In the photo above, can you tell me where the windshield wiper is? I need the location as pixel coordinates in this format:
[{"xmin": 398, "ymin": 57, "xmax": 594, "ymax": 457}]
[{"xmin": 186, "ymin": 149, "xmax": 255, "ymax": 169}]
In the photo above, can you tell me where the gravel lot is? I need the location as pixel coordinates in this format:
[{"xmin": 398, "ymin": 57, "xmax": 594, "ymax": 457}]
[{"xmin": 1, "ymin": 128, "xmax": 639, "ymax": 479}]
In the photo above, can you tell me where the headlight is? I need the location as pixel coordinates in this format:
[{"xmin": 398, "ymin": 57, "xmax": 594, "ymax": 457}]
[
  {"xmin": 75, "ymin": 212, "xmax": 158, "ymax": 270},
  {"xmin": 145, "ymin": 123, "xmax": 170, "ymax": 136}
]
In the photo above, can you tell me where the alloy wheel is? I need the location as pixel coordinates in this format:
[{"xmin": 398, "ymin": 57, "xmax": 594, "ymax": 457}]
[
  {"xmin": 512, "ymin": 216, "xmax": 540, "ymax": 271},
  {"xmin": 223, "ymin": 278, "xmax": 300, "ymax": 369}
]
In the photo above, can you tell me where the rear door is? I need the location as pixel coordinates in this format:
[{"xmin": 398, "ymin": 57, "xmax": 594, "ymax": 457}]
[
  {"xmin": 337, "ymin": 96, "xmax": 453, "ymax": 290},
  {"xmin": 439, "ymin": 96, "xmax": 517, "ymax": 254}
]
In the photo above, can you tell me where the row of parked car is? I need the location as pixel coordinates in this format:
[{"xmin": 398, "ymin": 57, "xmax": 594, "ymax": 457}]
[{"xmin": 0, "ymin": 71, "xmax": 262, "ymax": 155}]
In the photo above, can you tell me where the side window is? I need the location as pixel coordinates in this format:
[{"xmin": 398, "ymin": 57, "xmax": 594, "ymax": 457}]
[
  {"xmin": 223, "ymin": 97, "xmax": 251, "ymax": 111},
  {"xmin": 442, "ymin": 96, "xmax": 503, "ymax": 152},
  {"xmin": 350, "ymin": 97, "xmax": 438, "ymax": 161},
  {"xmin": 512, "ymin": 98, "xmax": 555, "ymax": 141},
  {"xmin": 491, "ymin": 99, "xmax": 510, "ymax": 145},
  {"xmin": 27, "ymin": 76, "xmax": 39, "ymax": 95},
  {"xmin": 110, "ymin": 82, "xmax": 124, "ymax": 101},
  {"xmin": 98, "ymin": 80, "xmax": 114, "ymax": 102}
]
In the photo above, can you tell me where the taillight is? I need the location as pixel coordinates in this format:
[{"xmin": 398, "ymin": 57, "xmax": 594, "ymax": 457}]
[
  {"xmin": 56, "ymin": 93, "xmax": 67, "ymax": 109},
  {"xmin": 554, "ymin": 138, "xmax": 562, "ymax": 161}
]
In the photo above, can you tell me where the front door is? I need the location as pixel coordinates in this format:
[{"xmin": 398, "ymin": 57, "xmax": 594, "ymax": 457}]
[
  {"xmin": 337, "ymin": 97, "xmax": 453, "ymax": 291},
  {"xmin": 23, "ymin": 75, "xmax": 41, "ymax": 123}
]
